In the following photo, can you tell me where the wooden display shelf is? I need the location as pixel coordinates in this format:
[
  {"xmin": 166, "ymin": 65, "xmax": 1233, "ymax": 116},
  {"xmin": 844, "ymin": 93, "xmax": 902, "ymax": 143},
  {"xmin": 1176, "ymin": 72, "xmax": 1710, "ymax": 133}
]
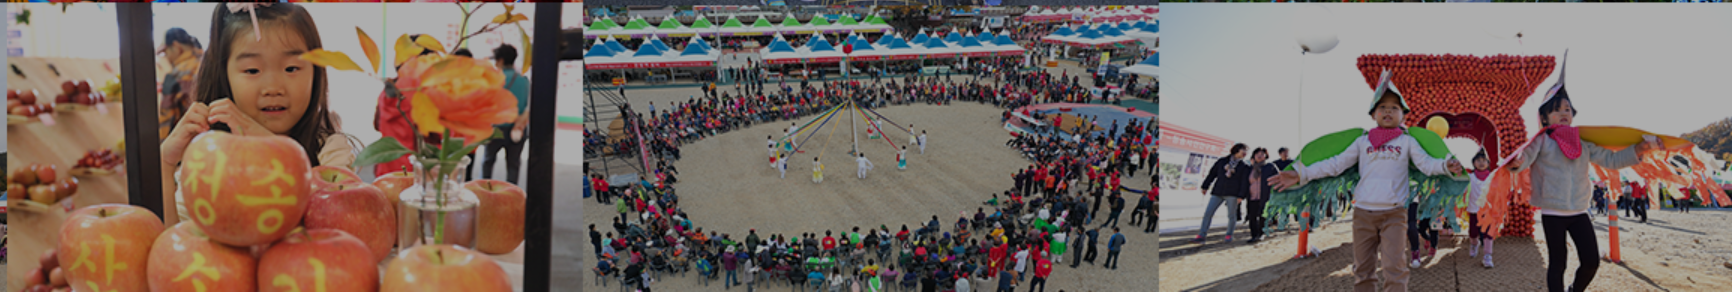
[{"xmin": 6, "ymin": 56, "xmax": 133, "ymax": 292}]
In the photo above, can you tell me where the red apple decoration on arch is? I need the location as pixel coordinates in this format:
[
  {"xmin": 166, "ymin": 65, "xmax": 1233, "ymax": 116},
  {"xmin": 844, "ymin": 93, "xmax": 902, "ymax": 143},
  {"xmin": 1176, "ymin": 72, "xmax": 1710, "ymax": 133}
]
[
  {"xmin": 304, "ymin": 182, "xmax": 397, "ymax": 262},
  {"xmin": 146, "ymin": 222, "xmax": 258, "ymax": 292},
  {"xmin": 466, "ymin": 179, "xmax": 526, "ymax": 254},
  {"xmin": 257, "ymin": 228, "xmax": 380, "ymax": 292},
  {"xmin": 1357, "ymin": 53, "xmax": 1556, "ymax": 237},
  {"xmin": 179, "ymin": 131, "xmax": 314, "ymax": 246},
  {"xmin": 58, "ymin": 204, "xmax": 165, "ymax": 292}
]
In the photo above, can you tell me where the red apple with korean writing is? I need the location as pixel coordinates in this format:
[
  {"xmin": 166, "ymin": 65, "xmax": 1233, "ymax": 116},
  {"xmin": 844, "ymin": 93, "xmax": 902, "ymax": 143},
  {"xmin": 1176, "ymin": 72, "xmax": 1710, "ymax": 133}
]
[
  {"xmin": 58, "ymin": 204, "xmax": 165, "ymax": 292},
  {"xmin": 303, "ymin": 182, "xmax": 397, "ymax": 262},
  {"xmin": 382, "ymin": 244, "xmax": 512, "ymax": 292},
  {"xmin": 466, "ymin": 179, "xmax": 525, "ymax": 254},
  {"xmin": 146, "ymin": 222, "xmax": 257, "ymax": 292},
  {"xmin": 257, "ymin": 228, "xmax": 379, "ymax": 292},
  {"xmin": 179, "ymin": 132, "xmax": 313, "ymax": 246}
]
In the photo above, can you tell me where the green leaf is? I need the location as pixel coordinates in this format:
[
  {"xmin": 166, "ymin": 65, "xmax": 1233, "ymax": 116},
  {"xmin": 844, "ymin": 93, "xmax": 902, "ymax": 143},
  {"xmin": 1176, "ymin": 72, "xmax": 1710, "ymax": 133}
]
[
  {"xmin": 355, "ymin": 138, "xmax": 413, "ymax": 168},
  {"xmin": 16, "ymin": 9, "xmax": 30, "ymax": 26},
  {"xmin": 449, "ymin": 139, "xmax": 489, "ymax": 164},
  {"xmin": 1296, "ymin": 128, "xmax": 1367, "ymax": 170},
  {"xmin": 517, "ymin": 24, "xmax": 533, "ymax": 71},
  {"xmin": 441, "ymin": 133, "xmax": 466, "ymax": 161},
  {"xmin": 1406, "ymin": 126, "xmax": 1452, "ymax": 159}
]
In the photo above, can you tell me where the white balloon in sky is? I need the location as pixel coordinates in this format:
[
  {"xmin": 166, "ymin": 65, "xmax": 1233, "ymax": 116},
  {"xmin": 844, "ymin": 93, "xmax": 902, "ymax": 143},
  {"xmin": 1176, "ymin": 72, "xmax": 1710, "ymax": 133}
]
[{"xmin": 1294, "ymin": 4, "xmax": 1340, "ymax": 54}]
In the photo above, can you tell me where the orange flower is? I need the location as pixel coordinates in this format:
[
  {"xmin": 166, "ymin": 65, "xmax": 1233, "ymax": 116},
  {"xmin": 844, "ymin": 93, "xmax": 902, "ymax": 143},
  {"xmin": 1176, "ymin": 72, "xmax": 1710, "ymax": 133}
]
[{"xmin": 398, "ymin": 55, "xmax": 518, "ymax": 141}]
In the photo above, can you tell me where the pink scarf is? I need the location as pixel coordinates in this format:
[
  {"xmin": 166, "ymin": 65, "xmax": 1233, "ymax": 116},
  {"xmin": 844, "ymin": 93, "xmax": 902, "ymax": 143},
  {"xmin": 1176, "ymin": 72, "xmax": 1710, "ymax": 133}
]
[
  {"xmin": 1474, "ymin": 169, "xmax": 1492, "ymax": 180},
  {"xmin": 1369, "ymin": 127, "xmax": 1406, "ymax": 149},
  {"xmin": 1542, "ymin": 124, "xmax": 1583, "ymax": 160},
  {"xmin": 1249, "ymin": 164, "xmax": 1264, "ymax": 200}
]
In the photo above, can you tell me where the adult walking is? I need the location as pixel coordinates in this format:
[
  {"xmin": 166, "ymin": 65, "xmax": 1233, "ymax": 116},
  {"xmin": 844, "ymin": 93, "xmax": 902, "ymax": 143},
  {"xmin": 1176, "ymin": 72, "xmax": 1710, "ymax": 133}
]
[
  {"xmin": 1100, "ymin": 192, "xmax": 1126, "ymax": 228},
  {"xmin": 1244, "ymin": 148, "xmax": 1278, "ymax": 244},
  {"xmin": 483, "ymin": 44, "xmax": 532, "ymax": 184},
  {"xmin": 589, "ymin": 224, "xmax": 604, "ymax": 258},
  {"xmin": 1193, "ymin": 143, "xmax": 1250, "ymax": 244},
  {"xmin": 1105, "ymin": 228, "xmax": 1126, "ymax": 270},
  {"xmin": 1082, "ymin": 227, "xmax": 1101, "ymax": 265}
]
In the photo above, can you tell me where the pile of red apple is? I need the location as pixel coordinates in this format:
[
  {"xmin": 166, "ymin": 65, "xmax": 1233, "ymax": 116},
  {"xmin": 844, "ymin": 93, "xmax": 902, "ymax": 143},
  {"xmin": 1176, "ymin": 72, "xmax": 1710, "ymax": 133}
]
[
  {"xmin": 8, "ymin": 163, "xmax": 79, "ymax": 207},
  {"xmin": 19, "ymin": 249, "xmax": 71, "ymax": 292},
  {"xmin": 71, "ymin": 148, "xmax": 125, "ymax": 175},
  {"xmin": 52, "ymin": 80, "xmax": 110, "ymax": 107},
  {"xmin": 51, "ymin": 132, "xmax": 523, "ymax": 292},
  {"xmin": 8, "ymin": 89, "xmax": 56, "ymax": 121}
]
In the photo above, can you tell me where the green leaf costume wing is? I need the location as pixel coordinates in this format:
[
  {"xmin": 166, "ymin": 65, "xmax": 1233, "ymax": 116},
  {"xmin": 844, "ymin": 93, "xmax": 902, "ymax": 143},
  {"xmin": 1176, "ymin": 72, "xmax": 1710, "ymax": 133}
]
[{"xmin": 1263, "ymin": 127, "xmax": 1469, "ymax": 234}]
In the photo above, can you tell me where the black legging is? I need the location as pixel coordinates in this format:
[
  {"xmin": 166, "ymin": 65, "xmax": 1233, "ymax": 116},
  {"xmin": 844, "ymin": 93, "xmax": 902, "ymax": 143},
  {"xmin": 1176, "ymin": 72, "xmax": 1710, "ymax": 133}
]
[
  {"xmin": 1407, "ymin": 203, "xmax": 1438, "ymax": 252},
  {"xmin": 1247, "ymin": 199, "xmax": 1267, "ymax": 240},
  {"xmin": 1542, "ymin": 214, "xmax": 1600, "ymax": 292}
]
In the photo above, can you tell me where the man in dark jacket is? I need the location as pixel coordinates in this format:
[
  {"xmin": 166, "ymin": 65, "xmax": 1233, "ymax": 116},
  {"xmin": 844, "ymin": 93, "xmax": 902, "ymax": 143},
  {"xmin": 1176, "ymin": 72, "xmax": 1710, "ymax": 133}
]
[
  {"xmin": 1243, "ymin": 148, "xmax": 1280, "ymax": 244},
  {"xmin": 1274, "ymin": 147, "xmax": 1295, "ymax": 171},
  {"xmin": 590, "ymin": 224, "xmax": 604, "ymax": 258},
  {"xmin": 1194, "ymin": 144, "xmax": 1249, "ymax": 243},
  {"xmin": 1083, "ymin": 227, "xmax": 1101, "ymax": 264},
  {"xmin": 1100, "ymin": 192, "xmax": 1126, "ymax": 228}
]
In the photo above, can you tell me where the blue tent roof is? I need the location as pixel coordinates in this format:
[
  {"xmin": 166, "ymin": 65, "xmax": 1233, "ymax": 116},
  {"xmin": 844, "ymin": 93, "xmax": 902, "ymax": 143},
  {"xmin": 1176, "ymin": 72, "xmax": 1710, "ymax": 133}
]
[
  {"xmin": 994, "ymin": 35, "xmax": 1018, "ymax": 46},
  {"xmin": 764, "ymin": 38, "xmax": 798, "ymax": 54},
  {"xmin": 632, "ymin": 45, "xmax": 664, "ymax": 57},
  {"xmin": 979, "ymin": 31, "xmax": 996, "ymax": 40},
  {"xmin": 1117, "ymin": 22, "xmax": 1134, "ymax": 31},
  {"xmin": 1100, "ymin": 26, "xmax": 1126, "ymax": 37},
  {"xmin": 1139, "ymin": 52, "xmax": 1158, "ymax": 67},
  {"xmin": 585, "ymin": 45, "xmax": 617, "ymax": 58},
  {"xmin": 1076, "ymin": 27, "xmax": 1106, "ymax": 40},
  {"xmin": 1144, "ymin": 22, "xmax": 1159, "ymax": 33},
  {"xmin": 911, "ymin": 33, "xmax": 930, "ymax": 45},
  {"xmin": 644, "ymin": 39, "xmax": 673, "ymax": 53},
  {"xmin": 885, "ymin": 37, "xmax": 914, "ymax": 50},
  {"xmin": 604, "ymin": 40, "xmax": 629, "ymax": 54},
  {"xmin": 921, "ymin": 36, "xmax": 950, "ymax": 49},
  {"xmin": 680, "ymin": 42, "xmax": 711, "ymax": 56},
  {"xmin": 806, "ymin": 37, "xmax": 836, "ymax": 52},
  {"xmin": 1050, "ymin": 26, "xmax": 1075, "ymax": 36},
  {"xmin": 847, "ymin": 37, "xmax": 875, "ymax": 51},
  {"xmin": 943, "ymin": 31, "xmax": 963, "ymax": 44},
  {"xmin": 875, "ymin": 34, "xmax": 897, "ymax": 46},
  {"xmin": 689, "ymin": 37, "xmax": 712, "ymax": 51},
  {"xmin": 957, "ymin": 35, "xmax": 985, "ymax": 48}
]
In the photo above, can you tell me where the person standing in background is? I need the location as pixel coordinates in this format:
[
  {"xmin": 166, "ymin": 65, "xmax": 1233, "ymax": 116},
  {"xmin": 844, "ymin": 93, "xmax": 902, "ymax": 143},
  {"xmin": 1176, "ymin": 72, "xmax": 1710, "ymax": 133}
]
[
  {"xmin": 159, "ymin": 27, "xmax": 205, "ymax": 141},
  {"xmin": 483, "ymin": 44, "xmax": 531, "ymax": 184},
  {"xmin": 1244, "ymin": 148, "xmax": 1278, "ymax": 244}
]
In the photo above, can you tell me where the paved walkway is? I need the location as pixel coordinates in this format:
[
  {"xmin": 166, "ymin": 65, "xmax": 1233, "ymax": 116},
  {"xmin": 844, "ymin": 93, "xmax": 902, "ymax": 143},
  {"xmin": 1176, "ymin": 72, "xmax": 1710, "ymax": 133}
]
[{"xmin": 1158, "ymin": 208, "xmax": 1732, "ymax": 291}]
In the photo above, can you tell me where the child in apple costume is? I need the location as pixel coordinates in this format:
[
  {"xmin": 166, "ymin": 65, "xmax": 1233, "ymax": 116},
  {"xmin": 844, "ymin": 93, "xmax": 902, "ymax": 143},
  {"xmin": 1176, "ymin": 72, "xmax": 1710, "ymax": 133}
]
[
  {"xmin": 1268, "ymin": 69, "xmax": 1467, "ymax": 292},
  {"xmin": 1495, "ymin": 53, "xmax": 1666, "ymax": 292}
]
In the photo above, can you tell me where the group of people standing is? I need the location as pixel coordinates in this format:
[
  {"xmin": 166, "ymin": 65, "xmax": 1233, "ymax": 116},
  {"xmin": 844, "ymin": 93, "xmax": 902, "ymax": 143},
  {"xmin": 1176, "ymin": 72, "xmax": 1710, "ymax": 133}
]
[{"xmin": 1194, "ymin": 145, "xmax": 1295, "ymax": 244}]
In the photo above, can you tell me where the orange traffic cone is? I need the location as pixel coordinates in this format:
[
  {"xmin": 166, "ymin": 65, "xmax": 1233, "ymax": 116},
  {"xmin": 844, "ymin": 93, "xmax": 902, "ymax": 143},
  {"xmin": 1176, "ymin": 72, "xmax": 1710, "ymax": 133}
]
[
  {"xmin": 1606, "ymin": 205, "xmax": 1622, "ymax": 263},
  {"xmin": 1295, "ymin": 211, "xmax": 1314, "ymax": 258}
]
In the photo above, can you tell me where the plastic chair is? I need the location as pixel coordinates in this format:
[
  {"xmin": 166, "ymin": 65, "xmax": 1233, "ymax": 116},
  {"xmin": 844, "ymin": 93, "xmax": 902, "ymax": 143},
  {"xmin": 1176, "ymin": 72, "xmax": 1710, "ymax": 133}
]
[{"xmin": 593, "ymin": 267, "xmax": 613, "ymax": 287}]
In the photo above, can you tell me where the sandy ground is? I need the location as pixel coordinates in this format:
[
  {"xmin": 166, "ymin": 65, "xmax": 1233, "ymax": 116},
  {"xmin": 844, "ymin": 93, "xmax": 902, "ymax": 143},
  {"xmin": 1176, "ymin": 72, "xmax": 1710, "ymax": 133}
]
[
  {"xmin": 1157, "ymin": 207, "xmax": 1732, "ymax": 292},
  {"xmin": 581, "ymin": 100, "xmax": 1161, "ymax": 291}
]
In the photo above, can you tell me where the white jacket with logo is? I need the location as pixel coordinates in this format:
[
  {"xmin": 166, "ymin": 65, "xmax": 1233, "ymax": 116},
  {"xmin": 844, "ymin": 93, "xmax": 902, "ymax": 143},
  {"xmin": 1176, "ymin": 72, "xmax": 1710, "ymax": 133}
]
[{"xmin": 1296, "ymin": 134, "xmax": 1455, "ymax": 211}]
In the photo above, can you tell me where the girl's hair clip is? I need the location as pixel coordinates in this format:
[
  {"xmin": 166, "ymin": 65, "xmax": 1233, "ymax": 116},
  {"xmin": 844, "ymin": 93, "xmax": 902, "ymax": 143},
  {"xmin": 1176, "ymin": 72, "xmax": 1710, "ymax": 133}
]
[{"xmin": 227, "ymin": 3, "xmax": 272, "ymax": 42}]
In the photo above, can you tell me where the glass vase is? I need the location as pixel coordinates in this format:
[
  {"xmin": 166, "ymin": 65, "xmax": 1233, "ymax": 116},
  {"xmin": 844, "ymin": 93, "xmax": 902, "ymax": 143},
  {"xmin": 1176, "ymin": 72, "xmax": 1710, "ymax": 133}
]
[{"xmin": 398, "ymin": 156, "xmax": 479, "ymax": 252}]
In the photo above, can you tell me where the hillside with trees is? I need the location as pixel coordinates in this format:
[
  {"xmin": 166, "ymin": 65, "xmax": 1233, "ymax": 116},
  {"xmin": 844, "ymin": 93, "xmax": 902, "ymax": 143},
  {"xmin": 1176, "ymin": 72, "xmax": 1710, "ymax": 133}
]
[{"xmin": 1681, "ymin": 117, "xmax": 1732, "ymax": 163}]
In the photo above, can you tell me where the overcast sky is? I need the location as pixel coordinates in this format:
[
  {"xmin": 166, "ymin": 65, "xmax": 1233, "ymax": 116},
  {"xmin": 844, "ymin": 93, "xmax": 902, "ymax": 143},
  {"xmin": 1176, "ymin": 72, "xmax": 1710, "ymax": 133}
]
[{"xmin": 1162, "ymin": 3, "xmax": 1732, "ymax": 160}]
